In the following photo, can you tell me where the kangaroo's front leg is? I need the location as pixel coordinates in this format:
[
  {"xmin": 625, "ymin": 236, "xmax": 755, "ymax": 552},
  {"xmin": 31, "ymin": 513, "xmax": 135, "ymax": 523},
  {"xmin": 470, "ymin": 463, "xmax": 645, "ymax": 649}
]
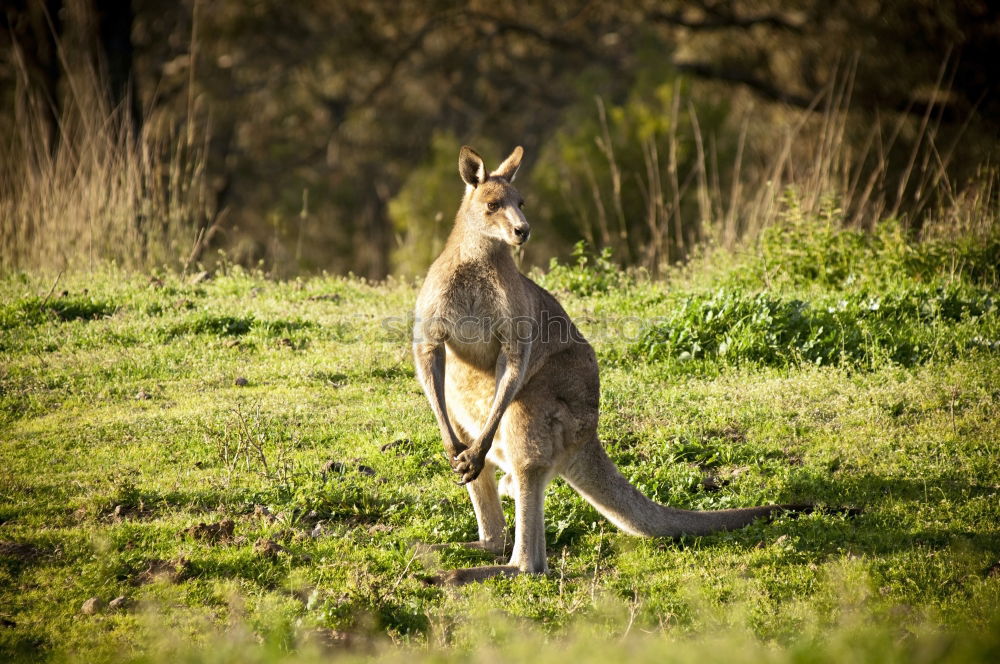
[
  {"xmin": 413, "ymin": 342, "xmax": 466, "ymax": 459},
  {"xmin": 453, "ymin": 339, "xmax": 531, "ymax": 484}
]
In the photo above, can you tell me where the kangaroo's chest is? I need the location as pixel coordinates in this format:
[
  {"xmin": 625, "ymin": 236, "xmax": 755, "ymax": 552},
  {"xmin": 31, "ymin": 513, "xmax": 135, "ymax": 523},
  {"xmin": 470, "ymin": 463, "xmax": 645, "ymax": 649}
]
[{"xmin": 439, "ymin": 265, "xmax": 509, "ymax": 368}]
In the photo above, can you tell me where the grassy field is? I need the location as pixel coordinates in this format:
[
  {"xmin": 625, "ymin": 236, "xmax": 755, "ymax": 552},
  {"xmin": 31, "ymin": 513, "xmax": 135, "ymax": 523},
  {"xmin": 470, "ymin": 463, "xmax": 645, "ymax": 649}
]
[{"xmin": 2, "ymin": 218, "xmax": 999, "ymax": 662}]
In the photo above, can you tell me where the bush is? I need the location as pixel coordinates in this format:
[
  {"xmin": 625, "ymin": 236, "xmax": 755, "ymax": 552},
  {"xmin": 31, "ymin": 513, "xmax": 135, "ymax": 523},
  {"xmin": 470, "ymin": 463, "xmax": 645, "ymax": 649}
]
[
  {"xmin": 536, "ymin": 241, "xmax": 634, "ymax": 295},
  {"xmin": 631, "ymin": 286, "xmax": 998, "ymax": 369},
  {"xmin": 625, "ymin": 196, "xmax": 1000, "ymax": 370}
]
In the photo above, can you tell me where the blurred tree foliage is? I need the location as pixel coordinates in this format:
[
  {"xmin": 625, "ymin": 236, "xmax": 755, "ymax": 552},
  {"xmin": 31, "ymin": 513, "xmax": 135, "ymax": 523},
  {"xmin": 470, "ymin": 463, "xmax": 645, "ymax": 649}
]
[{"xmin": 2, "ymin": 0, "xmax": 998, "ymax": 277}]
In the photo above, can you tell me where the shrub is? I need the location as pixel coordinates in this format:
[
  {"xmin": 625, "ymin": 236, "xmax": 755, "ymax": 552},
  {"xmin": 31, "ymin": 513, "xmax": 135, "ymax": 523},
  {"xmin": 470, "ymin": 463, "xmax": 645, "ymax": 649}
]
[
  {"xmin": 536, "ymin": 241, "xmax": 633, "ymax": 296},
  {"xmin": 632, "ymin": 285, "xmax": 997, "ymax": 369}
]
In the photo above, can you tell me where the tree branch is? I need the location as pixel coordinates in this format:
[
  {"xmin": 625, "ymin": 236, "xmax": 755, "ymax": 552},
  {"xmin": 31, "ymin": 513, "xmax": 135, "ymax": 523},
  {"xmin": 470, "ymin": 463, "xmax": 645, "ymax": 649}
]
[
  {"xmin": 648, "ymin": 8, "xmax": 805, "ymax": 33},
  {"xmin": 673, "ymin": 61, "xmax": 814, "ymax": 108},
  {"xmin": 463, "ymin": 10, "xmax": 612, "ymax": 64}
]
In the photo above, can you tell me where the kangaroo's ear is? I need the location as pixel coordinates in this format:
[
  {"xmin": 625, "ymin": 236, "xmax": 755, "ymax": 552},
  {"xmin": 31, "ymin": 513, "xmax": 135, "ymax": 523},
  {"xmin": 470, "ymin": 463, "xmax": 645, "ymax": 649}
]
[
  {"xmin": 459, "ymin": 146, "xmax": 487, "ymax": 187},
  {"xmin": 491, "ymin": 145, "xmax": 524, "ymax": 182}
]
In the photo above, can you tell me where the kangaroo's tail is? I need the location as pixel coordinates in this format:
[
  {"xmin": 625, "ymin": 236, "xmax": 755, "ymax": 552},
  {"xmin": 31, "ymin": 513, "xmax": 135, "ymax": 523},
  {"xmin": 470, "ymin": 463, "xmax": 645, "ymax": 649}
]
[{"xmin": 561, "ymin": 438, "xmax": 812, "ymax": 537}]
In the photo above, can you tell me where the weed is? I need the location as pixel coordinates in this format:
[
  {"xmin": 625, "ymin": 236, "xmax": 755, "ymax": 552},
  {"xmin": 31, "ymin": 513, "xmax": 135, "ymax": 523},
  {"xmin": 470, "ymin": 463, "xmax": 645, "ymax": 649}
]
[{"xmin": 537, "ymin": 241, "xmax": 634, "ymax": 295}]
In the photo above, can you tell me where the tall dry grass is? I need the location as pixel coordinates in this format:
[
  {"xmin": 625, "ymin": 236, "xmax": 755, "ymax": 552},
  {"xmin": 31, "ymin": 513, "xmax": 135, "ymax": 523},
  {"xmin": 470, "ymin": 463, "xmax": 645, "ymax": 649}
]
[
  {"xmin": 0, "ymin": 42, "xmax": 214, "ymax": 275},
  {"xmin": 575, "ymin": 64, "xmax": 997, "ymax": 273},
  {"xmin": 2, "ymin": 44, "xmax": 995, "ymax": 277}
]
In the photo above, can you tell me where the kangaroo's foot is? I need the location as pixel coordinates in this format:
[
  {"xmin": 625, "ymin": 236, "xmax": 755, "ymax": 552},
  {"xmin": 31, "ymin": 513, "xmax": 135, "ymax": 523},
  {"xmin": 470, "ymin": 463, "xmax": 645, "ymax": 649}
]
[
  {"xmin": 417, "ymin": 538, "xmax": 510, "ymax": 555},
  {"xmin": 428, "ymin": 564, "xmax": 522, "ymax": 586}
]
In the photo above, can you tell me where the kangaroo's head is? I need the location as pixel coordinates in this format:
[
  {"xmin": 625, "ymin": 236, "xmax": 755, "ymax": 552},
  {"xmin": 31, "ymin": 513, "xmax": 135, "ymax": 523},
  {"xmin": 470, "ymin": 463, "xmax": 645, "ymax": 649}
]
[{"xmin": 458, "ymin": 145, "xmax": 530, "ymax": 247}]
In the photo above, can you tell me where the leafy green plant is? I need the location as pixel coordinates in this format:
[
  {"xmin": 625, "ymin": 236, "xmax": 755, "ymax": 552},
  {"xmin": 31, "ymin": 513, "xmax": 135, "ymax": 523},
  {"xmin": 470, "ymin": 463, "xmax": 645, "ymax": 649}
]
[
  {"xmin": 632, "ymin": 286, "xmax": 997, "ymax": 369},
  {"xmin": 536, "ymin": 241, "xmax": 633, "ymax": 295}
]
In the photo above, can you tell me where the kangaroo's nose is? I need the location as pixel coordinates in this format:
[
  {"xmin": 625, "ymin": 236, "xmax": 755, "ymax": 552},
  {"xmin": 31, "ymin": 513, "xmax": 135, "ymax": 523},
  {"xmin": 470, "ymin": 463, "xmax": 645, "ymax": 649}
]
[{"xmin": 514, "ymin": 225, "xmax": 531, "ymax": 243}]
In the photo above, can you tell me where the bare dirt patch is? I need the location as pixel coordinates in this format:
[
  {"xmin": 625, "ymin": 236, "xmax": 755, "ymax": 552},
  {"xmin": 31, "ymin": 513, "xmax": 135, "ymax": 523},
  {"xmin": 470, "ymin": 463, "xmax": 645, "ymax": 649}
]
[
  {"xmin": 182, "ymin": 519, "xmax": 235, "ymax": 543},
  {"xmin": 134, "ymin": 557, "xmax": 190, "ymax": 585},
  {"xmin": 0, "ymin": 541, "xmax": 42, "ymax": 562}
]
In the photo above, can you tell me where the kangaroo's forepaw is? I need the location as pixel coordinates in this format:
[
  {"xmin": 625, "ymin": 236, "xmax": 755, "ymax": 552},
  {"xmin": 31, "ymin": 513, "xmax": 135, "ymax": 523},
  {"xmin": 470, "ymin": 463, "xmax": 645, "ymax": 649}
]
[
  {"xmin": 443, "ymin": 438, "xmax": 467, "ymax": 460},
  {"xmin": 452, "ymin": 448, "xmax": 486, "ymax": 485}
]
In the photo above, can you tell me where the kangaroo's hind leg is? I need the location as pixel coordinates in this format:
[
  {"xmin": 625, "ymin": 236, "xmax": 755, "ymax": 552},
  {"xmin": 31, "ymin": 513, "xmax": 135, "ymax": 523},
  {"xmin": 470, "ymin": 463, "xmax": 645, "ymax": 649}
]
[
  {"xmin": 428, "ymin": 457, "xmax": 521, "ymax": 586},
  {"xmin": 507, "ymin": 465, "xmax": 551, "ymax": 573},
  {"xmin": 432, "ymin": 463, "xmax": 551, "ymax": 585},
  {"xmin": 465, "ymin": 460, "xmax": 508, "ymax": 554},
  {"xmin": 421, "ymin": 423, "xmax": 509, "ymax": 557}
]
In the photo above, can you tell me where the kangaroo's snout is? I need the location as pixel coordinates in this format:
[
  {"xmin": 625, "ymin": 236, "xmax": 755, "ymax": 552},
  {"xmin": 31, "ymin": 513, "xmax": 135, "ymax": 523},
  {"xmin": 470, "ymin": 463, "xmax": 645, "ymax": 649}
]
[
  {"xmin": 512, "ymin": 223, "xmax": 531, "ymax": 245},
  {"xmin": 502, "ymin": 205, "xmax": 530, "ymax": 246}
]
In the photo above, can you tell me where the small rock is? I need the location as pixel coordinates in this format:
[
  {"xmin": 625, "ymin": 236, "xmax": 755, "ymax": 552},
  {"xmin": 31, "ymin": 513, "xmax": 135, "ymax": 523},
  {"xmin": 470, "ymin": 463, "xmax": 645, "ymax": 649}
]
[
  {"xmin": 81, "ymin": 597, "xmax": 103, "ymax": 615},
  {"xmin": 108, "ymin": 596, "xmax": 130, "ymax": 611},
  {"xmin": 234, "ymin": 376, "xmax": 249, "ymax": 387},
  {"xmin": 356, "ymin": 464, "xmax": 377, "ymax": 476},
  {"xmin": 277, "ymin": 337, "xmax": 294, "ymax": 348},
  {"xmin": 309, "ymin": 522, "xmax": 327, "ymax": 538},
  {"xmin": 774, "ymin": 534, "xmax": 790, "ymax": 546},
  {"xmin": 148, "ymin": 276, "xmax": 165, "ymax": 289},
  {"xmin": 135, "ymin": 389, "xmax": 152, "ymax": 401},
  {"xmin": 189, "ymin": 270, "xmax": 212, "ymax": 284}
]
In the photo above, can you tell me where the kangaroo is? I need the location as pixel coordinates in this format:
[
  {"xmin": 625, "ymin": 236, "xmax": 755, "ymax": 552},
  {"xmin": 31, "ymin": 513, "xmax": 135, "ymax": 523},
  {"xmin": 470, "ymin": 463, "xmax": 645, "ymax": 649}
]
[{"xmin": 413, "ymin": 145, "xmax": 811, "ymax": 585}]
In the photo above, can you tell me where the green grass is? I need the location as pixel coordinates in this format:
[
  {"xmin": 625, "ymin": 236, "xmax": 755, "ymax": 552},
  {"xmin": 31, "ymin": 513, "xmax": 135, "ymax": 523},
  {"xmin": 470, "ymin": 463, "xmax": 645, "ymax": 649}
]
[{"xmin": 1, "ymin": 220, "xmax": 999, "ymax": 662}]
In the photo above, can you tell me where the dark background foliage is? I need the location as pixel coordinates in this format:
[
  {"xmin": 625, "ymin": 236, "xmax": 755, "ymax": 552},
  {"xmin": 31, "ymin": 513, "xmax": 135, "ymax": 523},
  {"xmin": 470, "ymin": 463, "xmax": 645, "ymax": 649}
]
[{"xmin": 2, "ymin": 0, "xmax": 998, "ymax": 277}]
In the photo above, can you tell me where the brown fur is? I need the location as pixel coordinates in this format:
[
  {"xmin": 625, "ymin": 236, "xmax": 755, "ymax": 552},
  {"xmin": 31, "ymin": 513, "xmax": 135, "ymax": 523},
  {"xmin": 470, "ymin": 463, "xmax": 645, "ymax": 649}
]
[{"xmin": 413, "ymin": 145, "xmax": 808, "ymax": 584}]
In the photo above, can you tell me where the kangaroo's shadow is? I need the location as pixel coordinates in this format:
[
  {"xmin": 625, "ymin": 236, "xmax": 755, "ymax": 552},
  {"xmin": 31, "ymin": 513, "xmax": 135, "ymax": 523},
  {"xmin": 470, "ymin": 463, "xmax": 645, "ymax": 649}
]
[{"xmin": 765, "ymin": 471, "xmax": 999, "ymax": 559}]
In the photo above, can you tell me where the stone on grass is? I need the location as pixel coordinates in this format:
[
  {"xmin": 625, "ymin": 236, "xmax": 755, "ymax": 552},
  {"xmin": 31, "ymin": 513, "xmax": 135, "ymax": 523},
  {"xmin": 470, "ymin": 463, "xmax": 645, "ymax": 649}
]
[
  {"xmin": 108, "ymin": 596, "xmax": 130, "ymax": 611},
  {"xmin": 81, "ymin": 597, "xmax": 103, "ymax": 615}
]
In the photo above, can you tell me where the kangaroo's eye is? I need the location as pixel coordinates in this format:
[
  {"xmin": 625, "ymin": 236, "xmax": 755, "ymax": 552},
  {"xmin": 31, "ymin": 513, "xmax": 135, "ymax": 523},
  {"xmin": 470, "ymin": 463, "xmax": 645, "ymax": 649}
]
[
  {"xmin": 518, "ymin": 201, "xmax": 524, "ymax": 209},
  {"xmin": 487, "ymin": 201, "xmax": 500, "ymax": 212}
]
